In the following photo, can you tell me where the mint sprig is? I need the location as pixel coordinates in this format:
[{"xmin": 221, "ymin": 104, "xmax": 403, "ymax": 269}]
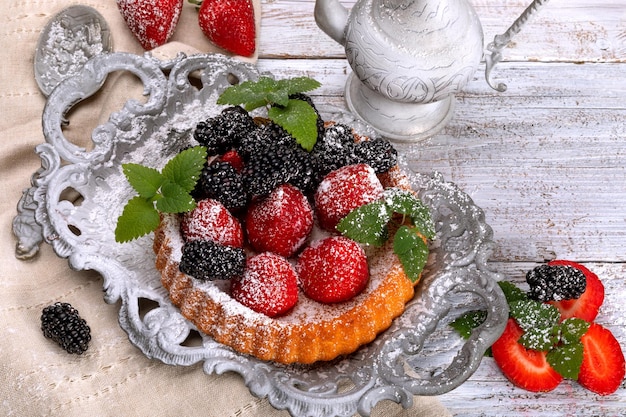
[
  {"xmin": 115, "ymin": 146, "xmax": 207, "ymax": 243},
  {"xmin": 337, "ymin": 189, "xmax": 435, "ymax": 283},
  {"xmin": 449, "ymin": 280, "xmax": 591, "ymax": 379},
  {"xmin": 217, "ymin": 76, "xmax": 321, "ymax": 151}
]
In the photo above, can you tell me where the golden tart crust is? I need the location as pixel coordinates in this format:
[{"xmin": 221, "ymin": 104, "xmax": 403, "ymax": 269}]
[{"xmin": 153, "ymin": 165, "xmax": 421, "ymax": 364}]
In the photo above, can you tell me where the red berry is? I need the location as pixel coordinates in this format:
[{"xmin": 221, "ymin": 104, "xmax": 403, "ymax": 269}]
[
  {"xmin": 197, "ymin": 0, "xmax": 256, "ymax": 57},
  {"xmin": 181, "ymin": 199, "xmax": 244, "ymax": 248},
  {"xmin": 245, "ymin": 184, "xmax": 313, "ymax": 257},
  {"xmin": 578, "ymin": 322, "xmax": 625, "ymax": 395},
  {"xmin": 231, "ymin": 253, "xmax": 298, "ymax": 317},
  {"xmin": 116, "ymin": 0, "xmax": 183, "ymax": 50},
  {"xmin": 314, "ymin": 164, "xmax": 384, "ymax": 232},
  {"xmin": 297, "ymin": 236, "xmax": 369, "ymax": 304},
  {"xmin": 492, "ymin": 318, "xmax": 563, "ymax": 392},
  {"xmin": 220, "ymin": 149, "xmax": 244, "ymax": 172},
  {"xmin": 547, "ymin": 260, "xmax": 605, "ymax": 322}
]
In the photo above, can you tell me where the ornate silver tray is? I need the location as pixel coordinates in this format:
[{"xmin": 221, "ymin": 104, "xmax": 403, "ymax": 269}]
[{"xmin": 14, "ymin": 53, "xmax": 508, "ymax": 417}]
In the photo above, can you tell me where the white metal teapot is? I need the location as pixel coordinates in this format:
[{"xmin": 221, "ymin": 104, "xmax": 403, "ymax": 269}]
[{"xmin": 315, "ymin": 0, "xmax": 550, "ymax": 141}]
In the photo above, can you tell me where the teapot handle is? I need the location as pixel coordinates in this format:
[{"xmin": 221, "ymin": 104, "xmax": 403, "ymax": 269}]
[{"xmin": 485, "ymin": 0, "xmax": 551, "ymax": 92}]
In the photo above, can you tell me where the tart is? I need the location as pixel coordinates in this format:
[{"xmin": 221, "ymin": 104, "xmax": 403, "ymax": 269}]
[{"xmin": 151, "ymin": 98, "xmax": 431, "ymax": 364}]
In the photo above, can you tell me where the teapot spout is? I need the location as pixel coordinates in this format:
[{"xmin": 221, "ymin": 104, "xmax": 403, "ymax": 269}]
[{"xmin": 314, "ymin": 0, "xmax": 349, "ymax": 46}]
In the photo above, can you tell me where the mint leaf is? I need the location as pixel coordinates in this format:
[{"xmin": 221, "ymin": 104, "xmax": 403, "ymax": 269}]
[
  {"xmin": 547, "ymin": 341, "xmax": 584, "ymax": 380},
  {"xmin": 560, "ymin": 318, "xmax": 590, "ymax": 344},
  {"xmin": 337, "ymin": 201, "xmax": 391, "ymax": 246},
  {"xmin": 383, "ymin": 189, "xmax": 435, "ymax": 239},
  {"xmin": 155, "ymin": 181, "xmax": 196, "ymax": 213},
  {"xmin": 122, "ymin": 163, "xmax": 163, "ymax": 198},
  {"xmin": 394, "ymin": 225, "xmax": 429, "ymax": 283},
  {"xmin": 519, "ymin": 325, "xmax": 561, "ymax": 351},
  {"xmin": 277, "ymin": 77, "xmax": 322, "ymax": 96},
  {"xmin": 115, "ymin": 196, "xmax": 160, "ymax": 243},
  {"xmin": 161, "ymin": 146, "xmax": 207, "ymax": 193},
  {"xmin": 268, "ymin": 99, "xmax": 319, "ymax": 151},
  {"xmin": 217, "ymin": 76, "xmax": 279, "ymax": 109},
  {"xmin": 509, "ymin": 300, "xmax": 561, "ymax": 332},
  {"xmin": 450, "ymin": 310, "xmax": 488, "ymax": 338},
  {"xmin": 498, "ymin": 280, "xmax": 527, "ymax": 304}
]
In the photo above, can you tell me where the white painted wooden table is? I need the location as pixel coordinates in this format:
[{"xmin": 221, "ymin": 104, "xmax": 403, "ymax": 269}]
[{"xmin": 257, "ymin": 0, "xmax": 626, "ymax": 415}]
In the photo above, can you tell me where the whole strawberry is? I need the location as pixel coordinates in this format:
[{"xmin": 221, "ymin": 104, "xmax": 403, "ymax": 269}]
[
  {"xmin": 181, "ymin": 199, "xmax": 244, "ymax": 248},
  {"xmin": 231, "ymin": 253, "xmax": 299, "ymax": 317},
  {"xmin": 297, "ymin": 236, "xmax": 369, "ymax": 304},
  {"xmin": 315, "ymin": 164, "xmax": 384, "ymax": 232},
  {"xmin": 193, "ymin": 0, "xmax": 256, "ymax": 57},
  {"xmin": 245, "ymin": 184, "xmax": 313, "ymax": 258},
  {"xmin": 117, "ymin": 0, "xmax": 183, "ymax": 50}
]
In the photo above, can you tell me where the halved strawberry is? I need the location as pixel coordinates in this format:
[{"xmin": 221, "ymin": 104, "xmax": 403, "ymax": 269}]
[
  {"xmin": 578, "ymin": 322, "xmax": 625, "ymax": 395},
  {"xmin": 314, "ymin": 163, "xmax": 384, "ymax": 232},
  {"xmin": 547, "ymin": 260, "xmax": 605, "ymax": 322},
  {"xmin": 230, "ymin": 253, "xmax": 298, "ymax": 317},
  {"xmin": 245, "ymin": 184, "xmax": 314, "ymax": 257},
  {"xmin": 181, "ymin": 199, "xmax": 244, "ymax": 247},
  {"xmin": 491, "ymin": 318, "xmax": 563, "ymax": 392},
  {"xmin": 297, "ymin": 236, "xmax": 369, "ymax": 304}
]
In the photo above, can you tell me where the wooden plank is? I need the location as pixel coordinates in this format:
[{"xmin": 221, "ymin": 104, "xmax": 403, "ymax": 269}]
[{"xmin": 258, "ymin": 0, "xmax": 626, "ymax": 62}]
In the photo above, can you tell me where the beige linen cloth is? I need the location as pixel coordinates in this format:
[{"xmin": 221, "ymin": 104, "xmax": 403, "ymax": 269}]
[{"xmin": 0, "ymin": 1, "xmax": 451, "ymax": 416}]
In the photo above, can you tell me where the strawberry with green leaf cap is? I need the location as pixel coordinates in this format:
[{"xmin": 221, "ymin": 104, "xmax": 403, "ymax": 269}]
[
  {"xmin": 192, "ymin": 0, "xmax": 256, "ymax": 57},
  {"xmin": 117, "ymin": 0, "xmax": 184, "ymax": 50}
]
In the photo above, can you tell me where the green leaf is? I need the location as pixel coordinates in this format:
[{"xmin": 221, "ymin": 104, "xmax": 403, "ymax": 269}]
[
  {"xmin": 450, "ymin": 310, "xmax": 488, "ymax": 339},
  {"xmin": 155, "ymin": 181, "xmax": 197, "ymax": 213},
  {"xmin": 383, "ymin": 189, "xmax": 435, "ymax": 238},
  {"xmin": 509, "ymin": 300, "xmax": 561, "ymax": 332},
  {"xmin": 393, "ymin": 225, "xmax": 429, "ymax": 283},
  {"xmin": 560, "ymin": 318, "xmax": 591, "ymax": 344},
  {"xmin": 498, "ymin": 280, "xmax": 528, "ymax": 304},
  {"xmin": 161, "ymin": 146, "xmax": 207, "ymax": 193},
  {"xmin": 276, "ymin": 76, "xmax": 322, "ymax": 95},
  {"xmin": 114, "ymin": 196, "xmax": 161, "ymax": 243},
  {"xmin": 547, "ymin": 341, "xmax": 584, "ymax": 380},
  {"xmin": 268, "ymin": 99, "xmax": 319, "ymax": 151},
  {"xmin": 519, "ymin": 325, "xmax": 561, "ymax": 351},
  {"xmin": 217, "ymin": 76, "xmax": 279, "ymax": 109},
  {"xmin": 336, "ymin": 201, "xmax": 391, "ymax": 246},
  {"xmin": 122, "ymin": 163, "xmax": 163, "ymax": 199}
]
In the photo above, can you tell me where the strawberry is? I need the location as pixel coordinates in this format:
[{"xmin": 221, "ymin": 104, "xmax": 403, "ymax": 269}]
[
  {"xmin": 314, "ymin": 164, "xmax": 384, "ymax": 232},
  {"xmin": 181, "ymin": 199, "xmax": 244, "ymax": 247},
  {"xmin": 547, "ymin": 260, "xmax": 605, "ymax": 322},
  {"xmin": 578, "ymin": 322, "xmax": 625, "ymax": 395},
  {"xmin": 220, "ymin": 149, "xmax": 244, "ymax": 172},
  {"xmin": 117, "ymin": 0, "xmax": 183, "ymax": 50},
  {"xmin": 297, "ymin": 236, "xmax": 369, "ymax": 303},
  {"xmin": 231, "ymin": 253, "xmax": 299, "ymax": 317},
  {"xmin": 195, "ymin": 0, "xmax": 256, "ymax": 57},
  {"xmin": 245, "ymin": 184, "xmax": 313, "ymax": 258},
  {"xmin": 492, "ymin": 318, "xmax": 563, "ymax": 392}
]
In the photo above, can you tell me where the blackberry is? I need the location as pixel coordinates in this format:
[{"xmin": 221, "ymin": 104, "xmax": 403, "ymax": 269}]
[
  {"xmin": 311, "ymin": 123, "xmax": 359, "ymax": 175},
  {"xmin": 179, "ymin": 239, "xmax": 245, "ymax": 281},
  {"xmin": 526, "ymin": 264, "xmax": 587, "ymax": 302},
  {"xmin": 194, "ymin": 106, "xmax": 256, "ymax": 156},
  {"xmin": 41, "ymin": 302, "xmax": 91, "ymax": 354},
  {"xmin": 193, "ymin": 161, "xmax": 248, "ymax": 211},
  {"xmin": 354, "ymin": 137, "xmax": 398, "ymax": 174},
  {"xmin": 237, "ymin": 121, "xmax": 296, "ymax": 161}
]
